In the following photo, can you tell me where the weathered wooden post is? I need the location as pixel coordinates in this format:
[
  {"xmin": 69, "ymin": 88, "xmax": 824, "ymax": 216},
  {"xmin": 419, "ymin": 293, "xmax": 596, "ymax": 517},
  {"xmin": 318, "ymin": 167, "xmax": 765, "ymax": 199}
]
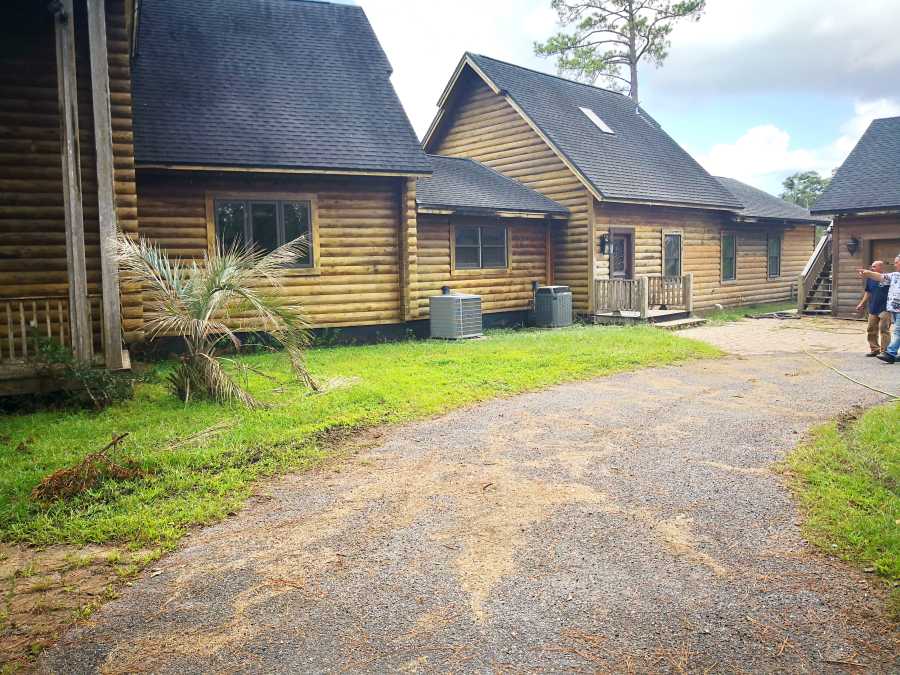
[
  {"xmin": 55, "ymin": 0, "xmax": 92, "ymax": 363},
  {"xmin": 87, "ymin": 0, "xmax": 125, "ymax": 369},
  {"xmin": 639, "ymin": 276, "xmax": 649, "ymax": 320},
  {"xmin": 685, "ymin": 273, "xmax": 694, "ymax": 314}
]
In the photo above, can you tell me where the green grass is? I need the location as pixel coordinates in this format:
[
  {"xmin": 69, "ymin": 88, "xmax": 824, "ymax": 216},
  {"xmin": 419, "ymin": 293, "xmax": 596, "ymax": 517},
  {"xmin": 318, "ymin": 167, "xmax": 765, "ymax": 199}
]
[
  {"xmin": 700, "ymin": 301, "xmax": 796, "ymax": 324},
  {"xmin": 0, "ymin": 325, "xmax": 718, "ymax": 549},
  {"xmin": 786, "ymin": 402, "xmax": 900, "ymax": 613}
]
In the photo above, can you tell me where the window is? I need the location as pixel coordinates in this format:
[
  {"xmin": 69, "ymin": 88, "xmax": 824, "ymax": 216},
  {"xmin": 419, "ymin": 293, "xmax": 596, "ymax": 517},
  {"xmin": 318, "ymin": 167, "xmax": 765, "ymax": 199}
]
[
  {"xmin": 663, "ymin": 233, "xmax": 682, "ymax": 279},
  {"xmin": 721, "ymin": 233, "xmax": 736, "ymax": 281},
  {"xmin": 454, "ymin": 225, "xmax": 507, "ymax": 270},
  {"xmin": 579, "ymin": 107, "xmax": 615, "ymax": 134},
  {"xmin": 214, "ymin": 198, "xmax": 313, "ymax": 267},
  {"xmin": 767, "ymin": 234, "xmax": 782, "ymax": 278}
]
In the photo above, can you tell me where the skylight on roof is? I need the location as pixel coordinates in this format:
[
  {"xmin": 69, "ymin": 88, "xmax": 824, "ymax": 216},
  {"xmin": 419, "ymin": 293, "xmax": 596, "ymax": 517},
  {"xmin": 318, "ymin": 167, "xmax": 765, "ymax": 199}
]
[{"xmin": 579, "ymin": 107, "xmax": 614, "ymax": 134}]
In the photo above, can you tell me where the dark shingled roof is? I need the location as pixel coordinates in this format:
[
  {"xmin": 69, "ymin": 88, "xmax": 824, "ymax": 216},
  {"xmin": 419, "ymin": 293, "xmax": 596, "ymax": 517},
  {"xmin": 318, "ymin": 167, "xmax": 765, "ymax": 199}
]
[
  {"xmin": 716, "ymin": 177, "xmax": 828, "ymax": 225},
  {"xmin": 465, "ymin": 54, "xmax": 741, "ymax": 211},
  {"xmin": 133, "ymin": 0, "xmax": 431, "ymax": 175},
  {"xmin": 417, "ymin": 156, "xmax": 568, "ymax": 216},
  {"xmin": 812, "ymin": 116, "xmax": 900, "ymax": 213}
]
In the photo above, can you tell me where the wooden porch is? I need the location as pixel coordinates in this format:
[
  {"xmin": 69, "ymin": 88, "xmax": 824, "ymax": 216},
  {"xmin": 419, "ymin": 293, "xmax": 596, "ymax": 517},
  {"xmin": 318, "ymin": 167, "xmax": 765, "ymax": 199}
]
[
  {"xmin": 1, "ymin": 0, "xmax": 133, "ymax": 394},
  {"xmin": 590, "ymin": 274, "xmax": 705, "ymax": 328}
]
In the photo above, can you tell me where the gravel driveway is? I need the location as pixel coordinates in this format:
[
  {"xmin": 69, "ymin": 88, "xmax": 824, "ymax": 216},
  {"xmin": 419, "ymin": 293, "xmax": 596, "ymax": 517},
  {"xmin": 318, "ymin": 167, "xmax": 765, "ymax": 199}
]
[{"xmin": 43, "ymin": 319, "xmax": 898, "ymax": 673}]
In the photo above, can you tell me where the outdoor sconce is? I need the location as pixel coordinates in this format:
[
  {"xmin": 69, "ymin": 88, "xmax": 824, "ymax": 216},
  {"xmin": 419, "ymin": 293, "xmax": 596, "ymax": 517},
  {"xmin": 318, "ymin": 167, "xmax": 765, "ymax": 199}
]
[
  {"xmin": 846, "ymin": 236, "xmax": 860, "ymax": 256},
  {"xmin": 599, "ymin": 234, "xmax": 609, "ymax": 255}
]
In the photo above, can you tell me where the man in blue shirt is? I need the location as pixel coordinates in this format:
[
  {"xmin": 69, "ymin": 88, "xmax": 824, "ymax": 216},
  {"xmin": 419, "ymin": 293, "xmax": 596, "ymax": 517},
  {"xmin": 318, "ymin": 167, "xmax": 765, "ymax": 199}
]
[
  {"xmin": 858, "ymin": 254, "xmax": 900, "ymax": 364},
  {"xmin": 856, "ymin": 260, "xmax": 891, "ymax": 356}
]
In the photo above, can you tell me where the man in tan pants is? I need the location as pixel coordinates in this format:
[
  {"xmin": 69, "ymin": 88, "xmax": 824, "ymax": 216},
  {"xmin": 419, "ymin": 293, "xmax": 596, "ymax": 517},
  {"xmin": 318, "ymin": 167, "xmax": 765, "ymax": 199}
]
[{"xmin": 856, "ymin": 260, "xmax": 891, "ymax": 356}]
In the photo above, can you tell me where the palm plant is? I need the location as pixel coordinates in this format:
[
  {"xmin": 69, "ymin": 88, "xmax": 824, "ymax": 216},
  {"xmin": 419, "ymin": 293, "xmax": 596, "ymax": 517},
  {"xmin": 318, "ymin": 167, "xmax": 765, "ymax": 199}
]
[{"xmin": 117, "ymin": 235, "xmax": 318, "ymax": 407}]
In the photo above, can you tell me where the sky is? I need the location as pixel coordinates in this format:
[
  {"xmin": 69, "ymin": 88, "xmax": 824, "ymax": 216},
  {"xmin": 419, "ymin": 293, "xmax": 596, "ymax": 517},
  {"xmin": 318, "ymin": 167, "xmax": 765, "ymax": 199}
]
[{"xmin": 336, "ymin": 0, "xmax": 900, "ymax": 196}]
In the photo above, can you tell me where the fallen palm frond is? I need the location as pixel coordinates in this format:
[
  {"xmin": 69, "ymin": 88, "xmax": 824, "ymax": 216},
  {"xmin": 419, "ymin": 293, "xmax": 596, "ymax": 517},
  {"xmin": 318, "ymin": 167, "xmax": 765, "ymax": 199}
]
[{"xmin": 31, "ymin": 433, "xmax": 143, "ymax": 502}]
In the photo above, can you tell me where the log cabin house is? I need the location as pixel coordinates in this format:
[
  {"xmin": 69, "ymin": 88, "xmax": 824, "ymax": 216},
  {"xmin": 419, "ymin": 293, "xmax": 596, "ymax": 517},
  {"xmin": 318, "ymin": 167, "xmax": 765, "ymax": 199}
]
[
  {"xmin": 1, "ymin": 0, "xmax": 828, "ymax": 394},
  {"xmin": 423, "ymin": 53, "xmax": 826, "ymax": 323},
  {"xmin": 808, "ymin": 116, "xmax": 900, "ymax": 319}
]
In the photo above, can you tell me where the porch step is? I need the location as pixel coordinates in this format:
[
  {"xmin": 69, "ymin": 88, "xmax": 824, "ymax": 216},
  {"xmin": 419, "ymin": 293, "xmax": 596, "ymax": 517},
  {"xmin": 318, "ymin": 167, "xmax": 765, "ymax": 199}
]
[{"xmin": 653, "ymin": 317, "xmax": 707, "ymax": 331}]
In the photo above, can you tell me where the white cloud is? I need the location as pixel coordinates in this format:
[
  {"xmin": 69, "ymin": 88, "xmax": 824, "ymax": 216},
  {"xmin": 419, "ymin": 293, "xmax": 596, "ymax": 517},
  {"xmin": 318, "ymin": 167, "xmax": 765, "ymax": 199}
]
[{"xmin": 695, "ymin": 98, "xmax": 900, "ymax": 192}]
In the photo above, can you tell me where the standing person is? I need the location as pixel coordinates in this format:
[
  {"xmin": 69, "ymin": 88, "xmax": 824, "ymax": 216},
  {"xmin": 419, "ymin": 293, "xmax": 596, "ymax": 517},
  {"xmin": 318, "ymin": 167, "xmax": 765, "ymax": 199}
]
[
  {"xmin": 856, "ymin": 260, "xmax": 891, "ymax": 356},
  {"xmin": 858, "ymin": 254, "xmax": 900, "ymax": 364}
]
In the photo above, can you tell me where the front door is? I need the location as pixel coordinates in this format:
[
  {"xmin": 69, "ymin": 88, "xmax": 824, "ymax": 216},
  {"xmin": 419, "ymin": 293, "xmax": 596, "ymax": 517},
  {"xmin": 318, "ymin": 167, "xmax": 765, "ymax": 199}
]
[{"xmin": 610, "ymin": 232, "xmax": 633, "ymax": 279}]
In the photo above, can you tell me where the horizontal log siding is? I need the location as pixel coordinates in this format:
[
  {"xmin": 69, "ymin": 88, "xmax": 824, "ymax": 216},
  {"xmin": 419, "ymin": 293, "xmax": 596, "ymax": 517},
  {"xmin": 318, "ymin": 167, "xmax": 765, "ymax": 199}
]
[
  {"xmin": 415, "ymin": 214, "xmax": 548, "ymax": 315},
  {"xmin": 832, "ymin": 215, "xmax": 900, "ymax": 318},
  {"xmin": 136, "ymin": 171, "xmax": 405, "ymax": 329},
  {"xmin": 0, "ymin": 1, "xmax": 139, "ymax": 343},
  {"xmin": 593, "ymin": 201, "xmax": 815, "ymax": 310},
  {"xmin": 428, "ymin": 73, "xmax": 592, "ymax": 312}
]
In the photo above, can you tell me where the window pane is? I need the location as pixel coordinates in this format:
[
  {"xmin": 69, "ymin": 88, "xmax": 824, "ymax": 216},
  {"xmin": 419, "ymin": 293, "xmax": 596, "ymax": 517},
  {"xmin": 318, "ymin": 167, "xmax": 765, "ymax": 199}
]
[
  {"xmin": 611, "ymin": 237, "xmax": 626, "ymax": 274},
  {"xmin": 250, "ymin": 202, "xmax": 278, "ymax": 253},
  {"xmin": 216, "ymin": 201, "xmax": 246, "ymax": 252},
  {"xmin": 455, "ymin": 246, "xmax": 480, "ymax": 268},
  {"xmin": 481, "ymin": 245, "xmax": 507, "ymax": 268},
  {"xmin": 282, "ymin": 201, "xmax": 312, "ymax": 265},
  {"xmin": 455, "ymin": 226, "xmax": 479, "ymax": 247},
  {"xmin": 664, "ymin": 234, "xmax": 681, "ymax": 278},
  {"xmin": 722, "ymin": 235, "xmax": 736, "ymax": 280},
  {"xmin": 481, "ymin": 228, "xmax": 506, "ymax": 246}
]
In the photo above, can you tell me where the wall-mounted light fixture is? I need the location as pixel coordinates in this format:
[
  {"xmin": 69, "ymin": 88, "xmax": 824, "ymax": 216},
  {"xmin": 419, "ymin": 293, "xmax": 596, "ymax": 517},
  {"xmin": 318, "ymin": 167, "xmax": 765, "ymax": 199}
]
[
  {"xmin": 599, "ymin": 234, "xmax": 609, "ymax": 255},
  {"xmin": 846, "ymin": 236, "xmax": 860, "ymax": 256}
]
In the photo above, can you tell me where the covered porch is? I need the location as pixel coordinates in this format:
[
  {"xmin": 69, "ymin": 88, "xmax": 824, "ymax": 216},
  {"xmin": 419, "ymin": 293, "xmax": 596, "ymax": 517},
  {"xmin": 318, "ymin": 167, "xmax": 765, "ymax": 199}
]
[
  {"xmin": 590, "ymin": 274, "xmax": 705, "ymax": 328},
  {"xmin": 1, "ymin": 0, "xmax": 134, "ymax": 393}
]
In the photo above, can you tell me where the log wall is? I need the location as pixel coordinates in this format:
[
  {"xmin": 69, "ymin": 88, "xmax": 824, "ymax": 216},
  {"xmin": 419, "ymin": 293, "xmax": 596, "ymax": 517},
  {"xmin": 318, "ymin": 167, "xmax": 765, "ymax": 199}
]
[
  {"xmin": 0, "ymin": 0, "xmax": 140, "ymax": 343},
  {"xmin": 593, "ymin": 201, "xmax": 815, "ymax": 310},
  {"xmin": 427, "ymin": 71, "xmax": 592, "ymax": 312},
  {"xmin": 415, "ymin": 214, "xmax": 549, "ymax": 316},
  {"xmin": 832, "ymin": 215, "xmax": 900, "ymax": 318},
  {"xmin": 136, "ymin": 170, "xmax": 407, "ymax": 328}
]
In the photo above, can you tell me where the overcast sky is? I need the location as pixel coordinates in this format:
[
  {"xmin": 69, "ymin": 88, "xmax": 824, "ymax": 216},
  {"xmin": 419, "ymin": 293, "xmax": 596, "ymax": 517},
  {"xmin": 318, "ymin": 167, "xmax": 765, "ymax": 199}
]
[{"xmin": 337, "ymin": 0, "xmax": 900, "ymax": 195}]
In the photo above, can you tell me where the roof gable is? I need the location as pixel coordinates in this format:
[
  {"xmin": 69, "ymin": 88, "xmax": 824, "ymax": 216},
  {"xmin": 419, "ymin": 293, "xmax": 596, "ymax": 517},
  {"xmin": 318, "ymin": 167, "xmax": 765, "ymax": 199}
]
[
  {"xmin": 812, "ymin": 116, "xmax": 900, "ymax": 214},
  {"xmin": 417, "ymin": 155, "xmax": 568, "ymax": 216},
  {"xmin": 716, "ymin": 177, "xmax": 828, "ymax": 225},
  {"xmin": 427, "ymin": 54, "xmax": 741, "ymax": 211},
  {"xmin": 133, "ymin": 0, "xmax": 431, "ymax": 175}
]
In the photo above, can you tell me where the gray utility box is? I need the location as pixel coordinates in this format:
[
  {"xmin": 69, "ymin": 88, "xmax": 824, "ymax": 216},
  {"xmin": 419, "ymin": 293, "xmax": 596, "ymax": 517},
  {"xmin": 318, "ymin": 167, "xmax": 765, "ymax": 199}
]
[
  {"xmin": 533, "ymin": 285, "xmax": 573, "ymax": 328},
  {"xmin": 429, "ymin": 293, "xmax": 483, "ymax": 339}
]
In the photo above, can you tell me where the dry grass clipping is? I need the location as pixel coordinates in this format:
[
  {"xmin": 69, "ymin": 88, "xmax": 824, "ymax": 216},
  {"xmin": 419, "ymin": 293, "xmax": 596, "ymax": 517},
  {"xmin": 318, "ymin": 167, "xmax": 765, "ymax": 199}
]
[{"xmin": 31, "ymin": 433, "xmax": 144, "ymax": 502}]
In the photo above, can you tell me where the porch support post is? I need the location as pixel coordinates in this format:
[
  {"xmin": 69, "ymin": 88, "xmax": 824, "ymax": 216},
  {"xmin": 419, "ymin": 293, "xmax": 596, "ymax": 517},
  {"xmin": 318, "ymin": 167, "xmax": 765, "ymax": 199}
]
[
  {"xmin": 684, "ymin": 273, "xmax": 694, "ymax": 314},
  {"xmin": 398, "ymin": 177, "xmax": 418, "ymax": 322},
  {"xmin": 55, "ymin": 0, "xmax": 93, "ymax": 362},
  {"xmin": 639, "ymin": 276, "xmax": 649, "ymax": 320},
  {"xmin": 87, "ymin": 0, "xmax": 125, "ymax": 369}
]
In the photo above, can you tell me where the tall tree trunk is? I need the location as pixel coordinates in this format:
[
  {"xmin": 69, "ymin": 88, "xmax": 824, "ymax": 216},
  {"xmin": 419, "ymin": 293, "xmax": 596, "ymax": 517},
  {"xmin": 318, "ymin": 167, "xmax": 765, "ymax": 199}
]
[{"xmin": 626, "ymin": 0, "xmax": 639, "ymax": 102}]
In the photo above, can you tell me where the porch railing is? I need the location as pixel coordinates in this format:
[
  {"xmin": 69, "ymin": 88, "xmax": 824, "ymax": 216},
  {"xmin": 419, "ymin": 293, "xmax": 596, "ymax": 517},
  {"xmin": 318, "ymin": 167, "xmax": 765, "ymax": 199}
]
[
  {"xmin": 0, "ymin": 295, "xmax": 102, "ymax": 365},
  {"xmin": 594, "ymin": 274, "xmax": 693, "ymax": 317}
]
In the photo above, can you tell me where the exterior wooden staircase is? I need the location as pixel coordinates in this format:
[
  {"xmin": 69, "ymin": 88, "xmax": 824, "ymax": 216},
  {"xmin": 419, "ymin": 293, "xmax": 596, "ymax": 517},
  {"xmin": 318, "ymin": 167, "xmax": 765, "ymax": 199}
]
[{"xmin": 798, "ymin": 229, "xmax": 833, "ymax": 315}]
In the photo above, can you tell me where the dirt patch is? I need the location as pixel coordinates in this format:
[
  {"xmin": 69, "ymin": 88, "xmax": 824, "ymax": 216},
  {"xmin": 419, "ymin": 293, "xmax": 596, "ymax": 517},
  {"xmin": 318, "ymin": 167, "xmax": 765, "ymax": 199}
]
[
  {"xmin": 0, "ymin": 543, "xmax": 161, "ymax": 672},
  {"xmin": 835, "ymin": 405, "xmax": 865, "ymax": 432}
]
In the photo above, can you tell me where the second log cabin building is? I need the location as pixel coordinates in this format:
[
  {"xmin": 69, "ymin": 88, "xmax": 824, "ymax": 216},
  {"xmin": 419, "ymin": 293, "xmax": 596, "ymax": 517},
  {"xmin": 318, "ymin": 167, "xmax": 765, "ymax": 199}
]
[{"xmin": 1, "ymin": 0, "xmax": 829, "ymax": 390}]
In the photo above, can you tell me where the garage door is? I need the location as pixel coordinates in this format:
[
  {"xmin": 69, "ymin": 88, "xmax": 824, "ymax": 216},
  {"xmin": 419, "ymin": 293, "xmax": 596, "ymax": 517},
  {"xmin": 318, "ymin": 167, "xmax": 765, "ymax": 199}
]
[{"xmin": 872, "ymin": 238, "xmax": 900, "ymax": 264}]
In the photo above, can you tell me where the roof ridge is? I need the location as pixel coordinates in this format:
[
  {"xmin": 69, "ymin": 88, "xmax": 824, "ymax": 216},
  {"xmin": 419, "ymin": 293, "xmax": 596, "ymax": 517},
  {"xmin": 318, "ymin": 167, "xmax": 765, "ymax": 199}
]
[{"xmin": 467, "ymin": 52, "xmax": 629, "ymax": 99}]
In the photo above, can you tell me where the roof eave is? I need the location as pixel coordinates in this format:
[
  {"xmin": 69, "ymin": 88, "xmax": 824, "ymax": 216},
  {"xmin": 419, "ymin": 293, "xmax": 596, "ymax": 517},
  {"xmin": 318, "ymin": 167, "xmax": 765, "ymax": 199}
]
[
  {"xmin": 417, "ymin": 203, "xmax": 568, "ymax": 219},
  {"xmin": 136, "ymin": 161, "xmax": 433, "ymax": 178},
  {"xmin": 810, "ymin": 205, "xmax": 900, "ymax": 217},
  {"xmin": 601, "ymin": 195, "xmax": 742, "ymax": 213}
]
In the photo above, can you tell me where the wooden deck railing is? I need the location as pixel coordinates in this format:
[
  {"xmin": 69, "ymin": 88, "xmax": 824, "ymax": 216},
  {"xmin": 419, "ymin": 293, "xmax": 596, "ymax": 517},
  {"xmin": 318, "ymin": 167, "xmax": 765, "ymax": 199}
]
[
  {"xmin": 0, "ymin": 295, "xmax": 102, "ymax": 364},
  {"xmin": 594, "ymin": 274, "xmax": 693, "ymax": 317}
]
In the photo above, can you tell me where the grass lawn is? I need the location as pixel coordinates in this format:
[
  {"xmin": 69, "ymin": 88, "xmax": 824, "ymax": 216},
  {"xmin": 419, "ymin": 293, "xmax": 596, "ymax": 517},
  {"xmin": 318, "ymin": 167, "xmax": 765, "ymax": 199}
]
[
  {"xmin": 700, "ymin": 301, "xmax": 796, "ymax": 324},
  {"xmin": 786, "ymin": 402, "xmax": 900, "ymax": 615},
  {"xmin": 0, "ymin": 325, "xmax": 718, "ymax": 550}
]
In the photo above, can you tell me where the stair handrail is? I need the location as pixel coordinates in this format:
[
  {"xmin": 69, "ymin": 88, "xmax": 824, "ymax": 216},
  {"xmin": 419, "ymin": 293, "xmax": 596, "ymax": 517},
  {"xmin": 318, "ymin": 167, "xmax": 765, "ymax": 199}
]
[{"xmin": 798, "ymin": 227, "xmax": 832, "ymax": 312}]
